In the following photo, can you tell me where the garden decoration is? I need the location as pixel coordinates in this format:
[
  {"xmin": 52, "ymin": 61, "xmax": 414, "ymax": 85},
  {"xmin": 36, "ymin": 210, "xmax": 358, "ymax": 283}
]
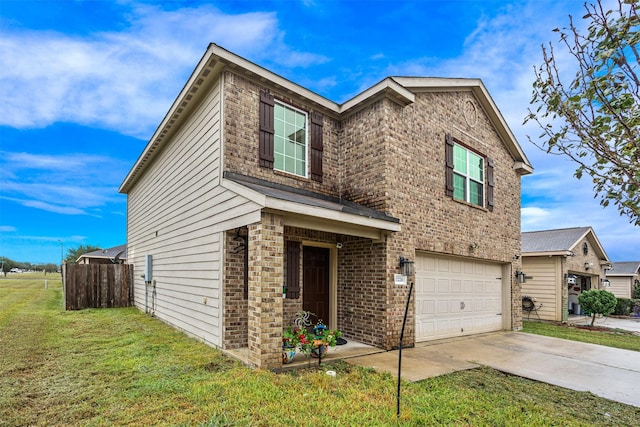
[{"xmin": 282, "ymin": 311, "xmax": 341, "ymax": 366}]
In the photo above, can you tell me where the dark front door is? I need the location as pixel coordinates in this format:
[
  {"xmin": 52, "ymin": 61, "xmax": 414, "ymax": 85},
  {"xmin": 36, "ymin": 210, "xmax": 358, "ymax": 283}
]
[{"xmin": 303, "ymin": 246, "xmax": 330, "ymax": 325}]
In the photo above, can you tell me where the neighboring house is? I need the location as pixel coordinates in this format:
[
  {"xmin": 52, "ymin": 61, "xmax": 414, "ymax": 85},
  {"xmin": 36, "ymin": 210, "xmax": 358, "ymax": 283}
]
[
  {"xmin": 76, "ymin": 244, "xmax": 127, "ymax": 265},
  {"xmin": 521, "ymin": 227, "xmax": 611, "ymax": 322},
  {"xmin": 606, "ymin": 261, "xmax": 640, "ymax": 299},
  {"xmin": 118, "ymin": 44, "xmax": 533, "ymax": 368}
]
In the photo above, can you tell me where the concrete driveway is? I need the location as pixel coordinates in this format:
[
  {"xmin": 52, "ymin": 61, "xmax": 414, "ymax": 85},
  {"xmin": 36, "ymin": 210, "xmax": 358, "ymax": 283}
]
[{"xmin": 346, "ymin": 332, "xmax": 640, "ymax": 408}]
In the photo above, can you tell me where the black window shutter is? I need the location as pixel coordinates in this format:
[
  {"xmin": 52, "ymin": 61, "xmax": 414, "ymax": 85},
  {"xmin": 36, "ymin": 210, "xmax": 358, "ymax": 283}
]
[
  {"xmin": 243, "ymin": 248, "xmax": 248, "ymax": 299},
  {"xmin": 310, "ymin": 112, "xmax": 323, "ymax": 182},
  {"xmin": 487, "ymin": 158, "xmax": 495, "ymax": 211},
  {"xmin": 286, "ymin": 241, "xmax": 300, "ymax": 299},
  {"xmin": 259, "ymin": 90, "xmax": 274, "ymax": 168},
  {"xmin": 445, "ymin": 134, "xmax": 454, "ymax": 197}
]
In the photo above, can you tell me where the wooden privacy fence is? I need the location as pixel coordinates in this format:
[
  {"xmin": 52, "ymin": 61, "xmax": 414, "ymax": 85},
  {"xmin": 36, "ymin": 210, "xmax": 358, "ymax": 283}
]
[{"xmin": 63, "ymin": 263, "xmax": 134, "ymax": 310}]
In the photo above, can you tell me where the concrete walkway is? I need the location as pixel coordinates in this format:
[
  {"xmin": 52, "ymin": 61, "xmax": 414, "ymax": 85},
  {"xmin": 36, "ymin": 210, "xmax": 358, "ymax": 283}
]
[
  {"xmin": 568, "ymin": 315, "xmax": 640, "ymax": 333},
  {"xmin": 346, "ymin": 332, "xmax": 640, "ymax": 408}
]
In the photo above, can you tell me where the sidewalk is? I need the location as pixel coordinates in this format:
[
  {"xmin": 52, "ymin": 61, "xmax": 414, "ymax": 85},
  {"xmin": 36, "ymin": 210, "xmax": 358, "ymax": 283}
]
[{"xmin": 567, "ymin": 315, "xmax": 640, "ymax": 333}]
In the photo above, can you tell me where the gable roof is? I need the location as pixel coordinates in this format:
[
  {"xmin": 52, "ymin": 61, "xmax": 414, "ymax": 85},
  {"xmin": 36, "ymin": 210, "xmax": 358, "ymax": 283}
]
[
  {"xmin": 119, "ymin": 43, "xmax": 533, "ymax": 193},
  {"xmin": 522, "ymin": 226, "xmax": 610, "ymax": 261},
  {"xmin": 76, "ymin": 244, "xmax": 127, "ymax": 263},
  {"xmin": 606, "ymin": 261, "xmax": 640, "ymax": 276}
]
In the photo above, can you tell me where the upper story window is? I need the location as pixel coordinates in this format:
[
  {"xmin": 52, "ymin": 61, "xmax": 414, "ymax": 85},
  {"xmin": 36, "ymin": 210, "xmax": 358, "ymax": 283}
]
[
  {"xmin": 453, "ymin": 144, "xmax": 484, "ymax": 206},
  {"xmin": 259, "ymin": 90, "xmax": 324, "ymax": 182},
  {"xmin": 274, "ymin": 102, "xmax": 308, "ymax": 177},
  {"xmin": 445, "ymin": 134, "xmax": 494, "ymax": 211}
]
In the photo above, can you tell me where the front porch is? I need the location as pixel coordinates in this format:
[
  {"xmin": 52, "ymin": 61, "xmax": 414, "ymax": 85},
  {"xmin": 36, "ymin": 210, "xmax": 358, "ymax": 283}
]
[{"xmin": 225, "ymin": 337, "xmax": 384, "ymax": 370}]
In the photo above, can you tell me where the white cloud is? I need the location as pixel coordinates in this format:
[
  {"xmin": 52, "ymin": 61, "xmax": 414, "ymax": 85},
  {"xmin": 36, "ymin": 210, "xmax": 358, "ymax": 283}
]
[
  {"xmin": 0, "ymin": 152, "xmax": 126, "ymax": 216},
  {"xmin": 0, "ymin": 3, "xmax": 326, "ymax": 139}
]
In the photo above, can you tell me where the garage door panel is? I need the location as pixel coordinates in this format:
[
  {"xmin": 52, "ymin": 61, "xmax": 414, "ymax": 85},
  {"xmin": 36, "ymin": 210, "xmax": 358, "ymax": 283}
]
[
  {"xmin": 416, "ymin": 254, "xmax": 504, "ymax": 342},
  {"xmin": 438, "ymin": 279, "xmax": 450, "ymax": 293},
  {"xmin": 437, "ymin": 300, "xmax": 450, "ymax": 314}
]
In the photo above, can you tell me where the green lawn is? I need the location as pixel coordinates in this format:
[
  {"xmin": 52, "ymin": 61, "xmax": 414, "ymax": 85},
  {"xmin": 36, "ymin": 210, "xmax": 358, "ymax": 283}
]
[
  {"xmin": 2, "ymin": 275, "xmax": 639, "ymax": 426},
  {"xmin": 523, "ymin": 320, "xmax": 640, "ymax": 352}
]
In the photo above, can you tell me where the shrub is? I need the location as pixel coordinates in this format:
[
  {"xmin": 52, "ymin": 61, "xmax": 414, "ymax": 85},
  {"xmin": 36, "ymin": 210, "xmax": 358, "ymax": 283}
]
[
  {"xmin": 578, "ymin": 289, "xmax": 617, "ymax": 326},
  {"xmin": 633, "ymin": 280, "xmax": 640, "ymax": 299},
  {"xmin": 614, "ymin": 298, "xmax": 633, "ymax": 316}
]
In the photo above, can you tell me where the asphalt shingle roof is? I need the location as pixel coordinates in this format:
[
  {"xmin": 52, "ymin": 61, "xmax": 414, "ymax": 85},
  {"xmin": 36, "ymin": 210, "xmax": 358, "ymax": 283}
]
[
  {"xmin": 607, "ymin": 261, "xmax": 640, "ymax": 276},
  {"xmin": 78, "ymin": 244, "xmax": 127, "ymax": 261},
  {"xmin": 521, "ymin": 227, "xmax": 591, "ymax": 253}
]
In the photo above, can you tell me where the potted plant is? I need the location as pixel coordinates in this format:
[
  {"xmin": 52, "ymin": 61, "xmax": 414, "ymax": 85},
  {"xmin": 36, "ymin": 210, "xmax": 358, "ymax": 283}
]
[
  {"xmin": 299, "ymin": 319, "xmax": 342, "ymax": 359},
  {"xmin": 283, "ymin": 311, "xmax": 342, "ymax": 363},
  {"xmin": 282, "ymin": 325, "xmax": 308, "ymax": 364}
]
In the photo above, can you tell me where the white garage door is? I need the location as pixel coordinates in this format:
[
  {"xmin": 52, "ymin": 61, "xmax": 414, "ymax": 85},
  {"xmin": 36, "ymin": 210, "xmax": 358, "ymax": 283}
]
[{"xmin": 415, "ymin": 253, "xmax": 504, "ymax": 342}]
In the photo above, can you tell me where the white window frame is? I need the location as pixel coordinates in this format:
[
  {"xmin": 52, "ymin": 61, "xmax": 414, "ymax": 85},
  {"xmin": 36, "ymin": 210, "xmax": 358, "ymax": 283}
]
[
  {"xmin": 453, "ymin": 144, "xmax": 485, "ymax": 207},
  {"xmin": 273, "ymin": 101, "xmax": 309, "ymax": 178}
]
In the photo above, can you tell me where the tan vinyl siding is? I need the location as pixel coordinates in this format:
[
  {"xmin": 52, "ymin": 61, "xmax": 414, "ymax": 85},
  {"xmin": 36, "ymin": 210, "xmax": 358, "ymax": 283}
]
[
  {"xmin": 521, "ymin": 256, "xmax": 562, "ymax": 321},
  {"xmin": 127, "ymin": 76, "xmax": 260, "ymax": 348},
  {"xmin": 608, "ymin": 277, "xmax": 632, "ymax": 298}
]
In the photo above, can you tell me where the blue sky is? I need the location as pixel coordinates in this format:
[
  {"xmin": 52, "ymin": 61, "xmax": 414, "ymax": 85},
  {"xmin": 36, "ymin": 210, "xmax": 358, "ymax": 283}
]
[{"xmin": 1, "ymin": 0, "xmax": 638, "ymax": 264}]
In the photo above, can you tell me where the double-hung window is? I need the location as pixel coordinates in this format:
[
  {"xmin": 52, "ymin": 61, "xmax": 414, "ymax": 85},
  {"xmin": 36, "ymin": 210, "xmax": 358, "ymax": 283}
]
[
  {"xmin": 274, "ymin": 102, "xmax": 308, "ymax": 177},
  {"xmin": 453, "ymin": 144, "xmax": 484, "ymax": 206},
  {"xmin": 259, "ymin": 90, "xmax": 324, "ymax": 182},
  {"xmin": 445, "ymin": 134, "xmax": 494, "ymax": 210}
]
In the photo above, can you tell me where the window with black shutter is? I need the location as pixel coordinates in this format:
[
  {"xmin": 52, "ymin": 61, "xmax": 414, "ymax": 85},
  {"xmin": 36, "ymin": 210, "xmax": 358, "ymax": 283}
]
[
  {"xmin": 487, "ymin": 158, "xmax": 495, "ymax": 211},
  {"xmin": 445, "ymin": 134, "xmax": 455, "ymax": 197},
  {"xmin": 259, "ymin": 90, "xmax": 274, "ymax": 169},
  {"xmin": 310, "ymin": 112, "xmax": 323, "ymax": 182},
  {"xmin": 258, "ymin": 92, "xmax": 323, "ymax": 180},
  {"xmin": 445, "ymin": 134, "xmax": 489, "ymax": 209}
]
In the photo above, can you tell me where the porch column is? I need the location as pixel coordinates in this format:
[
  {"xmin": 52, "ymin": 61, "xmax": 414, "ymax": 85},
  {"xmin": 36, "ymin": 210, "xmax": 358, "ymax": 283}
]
[{"xmin": 247, "ymin": 212, "xmax": 284, "ymax": 368}]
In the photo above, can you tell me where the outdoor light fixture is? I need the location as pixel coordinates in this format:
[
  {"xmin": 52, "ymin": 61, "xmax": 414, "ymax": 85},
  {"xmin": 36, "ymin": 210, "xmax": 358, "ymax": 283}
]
[
  {"xmin": 602, "ymin": 279, "xmax": 610, "ymax": 287},
  {"xmin": 399, "ymin": 257, "xmax": 415, "ymax": 276},
  {"xmin": 515, "ymin": 270, "xmax": 532, "ymax": 284}
]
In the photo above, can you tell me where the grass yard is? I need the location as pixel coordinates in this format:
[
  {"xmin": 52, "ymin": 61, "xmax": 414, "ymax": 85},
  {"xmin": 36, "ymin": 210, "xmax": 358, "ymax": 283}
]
[
  {"xmin": 2, "ymin": 273, "xmax": 639, "ymax": 426},
  {"xmin": 523, "ymin": 320, "xmax": 640, "ymax": 352}
]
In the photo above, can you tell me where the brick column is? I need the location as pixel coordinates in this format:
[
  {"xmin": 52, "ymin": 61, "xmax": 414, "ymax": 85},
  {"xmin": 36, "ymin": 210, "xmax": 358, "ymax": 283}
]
[{"xmin": 247, "ymin": 212, "xmax": 284, "ymax": 368}]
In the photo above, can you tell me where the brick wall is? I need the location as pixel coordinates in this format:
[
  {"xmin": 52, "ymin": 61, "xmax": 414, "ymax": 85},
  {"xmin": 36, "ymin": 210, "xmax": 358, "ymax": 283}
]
[
  {"xmin": 247, "ymin": 213, "xmax": 284, "ymax": 368},
  {"xmin": 223, "ymin": 71, "xmax": 341, "ymax": 197},
  {"xmin": 337, "ymin": 236, "xmax": 389, "ymax": 347},
  {"xmin": 339, "ymin": 93, "xmax": 524, "ymax": 341},
  {"xmin": 223, "ymin": 228, "xmax": 248, "ymax": 349}
]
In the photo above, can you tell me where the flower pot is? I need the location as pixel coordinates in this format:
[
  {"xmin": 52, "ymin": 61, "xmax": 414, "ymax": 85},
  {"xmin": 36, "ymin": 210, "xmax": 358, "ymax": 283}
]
[
  {"xmin": 282, "ymin": 347, "xmax": 296, "ymax": 364},
  {"xmin": 311, "ymin": 344, "xmax": 327, "ymax": 358}
]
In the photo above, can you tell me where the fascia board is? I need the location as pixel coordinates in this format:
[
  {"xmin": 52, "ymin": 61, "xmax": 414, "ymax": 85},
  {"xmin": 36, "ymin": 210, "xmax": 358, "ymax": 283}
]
[
  {"xmin": 222, "ymin": 178, "xmax": 400, "ymax": 235},
  {"xmin": 276, "ymin": 212, "xmax": 391, "ymax": 241},
  {"xmin": 339, "ymin": 78, "xmax": 415, "ymax": 114},
  {"xmin": 522, "ymin": 251, "xmax": 572, "ymax": 257},
  {"xmin": 120, "ymin": 47, "xmax": 226, "ymax": 193},
  {"xmin": 514, "ymin": 162, "xmax": 534, "ymax": 175},
  {"xmin": 264, "ymin": 197, "xmax": 401, "ymax": 233},
  {"xmin": 568, "ymin": 227, "xmax": 610, "ymax": 261},
  {"xmin": 587, "ymin": 229, "xmax": 611, "ymax": 262},
  {"xmin": 209, "ymin": 44, "xmax": 339, "ymax": 114},
  {"xmin": 221, "ymin": 178, "xmax": 267, "ymax": 207}
]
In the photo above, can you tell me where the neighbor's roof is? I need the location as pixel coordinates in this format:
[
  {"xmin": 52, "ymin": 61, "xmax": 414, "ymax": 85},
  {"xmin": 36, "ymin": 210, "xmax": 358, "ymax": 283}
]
[
  {"xmin": 606, "ymin": 261, "xmax": 640, "ymax": 276},
  {"xmin": 119, "ymin": 43, "xmax": 532, "ymax": 193},
  {"xmin": 522, "ymin": 226, "xmax": 609, "ymax": 260},
  {"xmin": 76, "ymin": 244, "xmax": 127, "ymax": 262}
]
